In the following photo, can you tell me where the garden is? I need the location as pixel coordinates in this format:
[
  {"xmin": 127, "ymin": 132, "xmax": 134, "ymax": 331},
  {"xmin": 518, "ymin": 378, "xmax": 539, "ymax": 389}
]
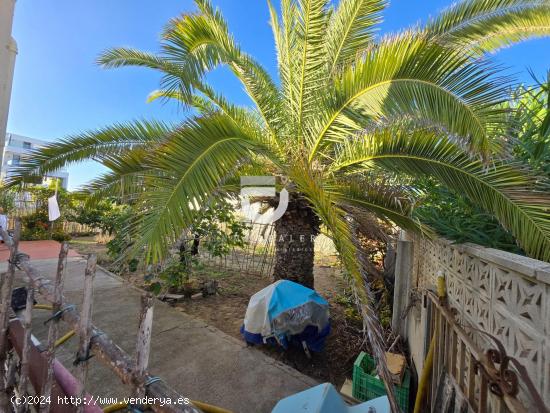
[{"xmin": 1, "ymin": 0, "xmax": 550, "ymax": 411}]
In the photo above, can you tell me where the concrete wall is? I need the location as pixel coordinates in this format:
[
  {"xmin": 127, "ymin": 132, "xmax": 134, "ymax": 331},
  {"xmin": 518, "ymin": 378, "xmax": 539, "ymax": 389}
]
[
  {"xmin": 394, "ymin": 233, "xmax": 550, "ymax": 407},
  {"xmin": 0, "ymin": 0, "xmax": 17, "ymax": 170}
]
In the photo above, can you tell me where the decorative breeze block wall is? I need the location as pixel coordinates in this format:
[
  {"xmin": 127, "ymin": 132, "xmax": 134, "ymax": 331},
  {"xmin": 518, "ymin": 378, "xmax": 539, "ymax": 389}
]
[{"xmin": 410, "ymin": 235, "xmax": 550, "ymax": 407}]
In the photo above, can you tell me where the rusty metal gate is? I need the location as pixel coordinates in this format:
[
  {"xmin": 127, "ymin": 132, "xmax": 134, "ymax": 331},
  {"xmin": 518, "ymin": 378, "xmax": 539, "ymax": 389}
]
[{"xmin": 423, "ymin": 291, "xmax": 548, "ymax": 413}]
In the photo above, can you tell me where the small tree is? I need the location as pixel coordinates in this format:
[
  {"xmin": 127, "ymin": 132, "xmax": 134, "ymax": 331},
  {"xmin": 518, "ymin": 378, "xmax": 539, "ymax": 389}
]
[
  {"xmin": 0, "ymin": 187, "xmax": 15, "ymax": 214},
  {"xmin": 152, "ymin": 199, "xmax": 249, "ymax": 295}
]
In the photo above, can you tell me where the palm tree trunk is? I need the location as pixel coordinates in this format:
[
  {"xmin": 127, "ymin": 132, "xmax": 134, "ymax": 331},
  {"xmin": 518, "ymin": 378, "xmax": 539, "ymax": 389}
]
[{"xmin": 273, "ymin": 196, "xmax": 320, "ymax": 289}]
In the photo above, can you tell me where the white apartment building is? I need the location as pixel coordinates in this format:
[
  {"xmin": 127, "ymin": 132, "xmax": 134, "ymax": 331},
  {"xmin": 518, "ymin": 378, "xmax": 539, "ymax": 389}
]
[
  {"xmin": 0, "ymin": 0, "xmax": 17, "ymax": 170},
  {"xmin": 1, "ymin": 133, "xmax": 69, "ymax": 189}
]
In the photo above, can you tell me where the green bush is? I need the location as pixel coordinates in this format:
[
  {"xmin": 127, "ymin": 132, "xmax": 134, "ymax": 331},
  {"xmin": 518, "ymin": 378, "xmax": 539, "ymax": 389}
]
[
  {"xmin": 65, "ymin": 200, "xmax": 117, "ymax": 233},
  {"xmin": 52, "ymin": 231, "xmax": 72, "ymax": 242},
  {"xmin": 0, "ymin": 188, "xmax": 15, "ymax": 214},
  {"xmin": 414, "ymin": 182, "xmax": 523, "ymax": 254},
  {"xmin": 21, "ymin": 227, "xmax": 49, "ymax": 241},
  {"xmin": 506, "ymin": 74, "xmax": 550, "ymax": 179},
  {"xmin": 104, "ymin": 205, "xmax": 140, "ymax": 272},
  {"xmin": 413, "ymin": 77, "xmax": 550, "ymax": 255},
  {"xmin": 20, "ymin": 209, "xmax": 70, "ymax": 242},
  {"xmin": 20, "ymin": 211, "xmax": 50, "ymax": 240}
]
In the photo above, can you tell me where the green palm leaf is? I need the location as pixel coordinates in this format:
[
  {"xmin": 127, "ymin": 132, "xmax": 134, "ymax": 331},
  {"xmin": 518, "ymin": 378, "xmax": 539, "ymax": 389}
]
[
  {"xmin": 80, "ymin": 148, "xmax": 155, "ymax": 203},
  {"xmin": 6, "ymin": 120, "xmax": 173, "ymax": 186},
  {"xmin": 130, "ymin": 115, "xmax": 271, "ymax": 262},
  {"xmin": 163, "ymin": 2, "xmax": 284, "ymax": 137},
  {"xmin": 289, "ymin": 166, "xmax": 401, "ymax": 413},
  {"xmin": 325, "ymin": 0, "xmax": 387, "ymax": 73},
  {"xmin": 331, "ymin": 128, "xmax": 550, "ymax": 261},
  {"xmin": 309, "ymin": 33, "xmax": 509, "ymax": 161},
  {"xmin": 294, "ymin": 0, "xmax": 329, "ymax": 139},
  {"xmin": 326, "ymin": 177, "xmax": 430, "ymax": 236},
  {"xmin": 424, "ymin": 0, "xmax": 550, "ymax": 53}
]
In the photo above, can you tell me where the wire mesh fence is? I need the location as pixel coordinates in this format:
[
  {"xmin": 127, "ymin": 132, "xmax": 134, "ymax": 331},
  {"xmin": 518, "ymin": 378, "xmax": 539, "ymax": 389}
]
[
  {"xmin": 199, "ymin": 221, "xmax": 338, "ymax": 277},
  {"xmin": 200, "ymin": 222, "xmax": 277, "ymax": 275}
]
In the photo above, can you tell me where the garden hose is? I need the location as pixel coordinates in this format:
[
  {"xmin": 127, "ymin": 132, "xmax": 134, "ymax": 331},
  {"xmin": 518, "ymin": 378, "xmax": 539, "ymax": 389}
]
[
  {"xmin": 55, "ymin": 330, "xmax": 76, "ymax": 347},
  {"xmin": 413, "ymin": 332, "xmax": 435, "ymax": 413},
  {"xmin": 34, "ymin": 305, "xmax": 232, "ymax": 413},
  {"xmin": 34, "ymin": 304, "xmax": 54, "ymax": 310},
  {"xmin": 413, "ymin": 273, "xmax": 446, "ymax": 413},
  {"xmin": 102, "ymin": 401, "xmax": 232, "ymax": 413},
  {"xmin": 191, "ymin": 400, "xmax": 233, "ymax": 413},
  {"xmin": 33, "ymin": 305, "xmax": 76, "ymax": 347},
  {"xmin": 102, "ymin": 403, "xmax": 128, "ymax": 413}
]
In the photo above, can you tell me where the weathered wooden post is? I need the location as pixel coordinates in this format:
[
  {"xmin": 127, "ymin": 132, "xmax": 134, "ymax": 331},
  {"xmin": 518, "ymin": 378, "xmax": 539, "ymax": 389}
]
[
  {"xmin": 0, "ymin": 225, "xmax": 204, "ymax": 413},
  {"xmin": 5, "ymin": 346, "xmax": 18, "ymax": 396},
  {"xmin": 392, "ymin": 233, "xmax": 414, "ymax": 338},
  {"xmin": 75, "ymin": 254, "xmax": 96, "ymax": 413},
  {"xmin": 16, "ymin": 285, "xmax": 34, "ymax": 413},
  {"xmin": 0, "ymin": 219, "xmax": 20, "ymax": 409},
  {"xmin": 40, "ymin": 242, "xmax": 69, "ymax": 413},
  {"xmin": 135, "ymin": 293, "xmax": 154, "ymax": 397}
]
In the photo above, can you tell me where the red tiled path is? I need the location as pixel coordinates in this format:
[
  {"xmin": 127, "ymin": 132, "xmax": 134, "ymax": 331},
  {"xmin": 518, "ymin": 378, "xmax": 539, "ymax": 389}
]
[{"xmin": 0, "ymin": 240, "xmax": 80, "ymax": 262}]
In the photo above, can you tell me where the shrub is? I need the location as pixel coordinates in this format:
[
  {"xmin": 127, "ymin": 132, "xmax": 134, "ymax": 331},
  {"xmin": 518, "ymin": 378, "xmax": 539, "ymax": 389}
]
[
  {"xmin": 0, "ymin": 188, "xmax": 15, "ymax": 214},
  {"xmin": 65, "ymin": 200, "xmax": 117, "ymax": 233},
  {"xmin": 20, "ymin": 211, "xmax": 50, "ymax": 240},
  {"xmin": 20, "ymin": 210, "xmax": 70, "ymax": 242},
  {"xmin": 414, "ymin": 181, "xmax": 523, "ymax": 254},
  {"xmin": 21, "ymin": 227, "xmax": 49, "ymax": 241},
  {"xmin": 52, "ymin": 231, "xmax": 72, "ymax": 242}
]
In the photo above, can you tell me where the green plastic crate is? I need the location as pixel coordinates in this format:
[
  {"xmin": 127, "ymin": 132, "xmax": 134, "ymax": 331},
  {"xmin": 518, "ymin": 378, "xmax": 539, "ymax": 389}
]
[{"xmin": 352, "ymin": 352, "xmax": 410, "ymax": 412}]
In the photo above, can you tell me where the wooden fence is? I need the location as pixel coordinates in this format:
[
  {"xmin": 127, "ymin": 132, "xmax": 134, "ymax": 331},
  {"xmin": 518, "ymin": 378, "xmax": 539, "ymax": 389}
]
[{"xmin": 0, "ymin": 221, "xmax": 205, "ymax": 413}]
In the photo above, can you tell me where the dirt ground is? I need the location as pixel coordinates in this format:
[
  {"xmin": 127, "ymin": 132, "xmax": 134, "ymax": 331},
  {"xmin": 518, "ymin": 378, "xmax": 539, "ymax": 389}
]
[
  {"xmin": 172, "ymin": 264, "xmax": 375, "ymax": 387},
  {"xmin": 69, "ymin": 235, "xmax": 111, "ymax": 265},
  {"xmin": 69, "ymin": 235, "xmax": 398, "ymax": 389}
]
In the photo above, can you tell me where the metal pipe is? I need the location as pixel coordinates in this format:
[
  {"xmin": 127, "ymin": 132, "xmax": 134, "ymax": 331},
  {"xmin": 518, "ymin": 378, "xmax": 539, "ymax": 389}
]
[{"xmin": 413, "ymin": 273, "xmax": 446, "ymax": 413}]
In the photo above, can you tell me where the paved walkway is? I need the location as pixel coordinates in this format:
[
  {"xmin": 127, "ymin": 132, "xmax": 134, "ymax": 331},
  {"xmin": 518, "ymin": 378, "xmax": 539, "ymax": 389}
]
[
  {"xmin": 2, "ymin": 253, "xmax": 317, "ymax": 413},
  {"xmin": 0, "ymin": 240, "xmax": 80, "ymax": 261}
]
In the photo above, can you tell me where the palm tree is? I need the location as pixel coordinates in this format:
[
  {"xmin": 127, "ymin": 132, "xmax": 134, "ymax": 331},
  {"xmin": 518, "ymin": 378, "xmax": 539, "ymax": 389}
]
[{"xmin": 13, "ymin": 1, "xmax": 550, "ymax": 409}]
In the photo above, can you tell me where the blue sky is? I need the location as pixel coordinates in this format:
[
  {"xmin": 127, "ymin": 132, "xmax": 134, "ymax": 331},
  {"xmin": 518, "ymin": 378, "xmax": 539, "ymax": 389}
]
[{"xmin": 8, "ymin": 0, "xmax": 550, "ymax": 190}]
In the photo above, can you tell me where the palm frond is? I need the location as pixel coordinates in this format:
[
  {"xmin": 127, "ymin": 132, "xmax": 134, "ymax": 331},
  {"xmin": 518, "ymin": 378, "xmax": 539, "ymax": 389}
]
[
  {"xmin": 128, "ymin": 115, "xmax": 272, "ymax": 262},
  {"xmin": 309, "ymin": 32, "xmax": 510, "ymax": 161},
  {"xmin": 331, "ymin": 128, "xmax": 550, "ymax": 261},
  {"xmin": 325, "ymin": 0, "xmax": 387, "ymax": 73},
  {"xmin": 326, "ymin": 177, "xmax": 430, "ymax": 235},
  {"xmin": 147, "ymin": 89, "xmax": 220, "ymax": 116},
  {"xmin": 294, "ymin": 0, "xmax": 330, "ymax": 140},
  {"xmin": 79, "ymin": 147, "xmax": 157, "ymax": 203},
  {"xmin": 7, "ymin": 120, "xmax": 173, "ymax": 186},
  {"xmin": 280, "ymin": 0, "xmax": 301, "ymax": 117},
  {"xmin": 289, "ymin": 165, "xmax": 400, "ymax": 412},
  {"xmin": 97, "ymin": 48, "xmax": 198, "ymax": 105},
  {"xmin": 268, "ymin": 0, "xmax": 294, "ymax": 112},
  {"xmin": 425, "ymin": 0, "xmax": 550, "ymax": 53},
  {"xmin": 163, "ymin": 1, "xmax": 285, "ymax": 138}
]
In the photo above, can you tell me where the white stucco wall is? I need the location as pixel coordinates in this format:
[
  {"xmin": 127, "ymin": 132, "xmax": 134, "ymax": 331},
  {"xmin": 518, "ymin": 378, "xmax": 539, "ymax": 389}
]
[{"xmin": 0, "ymin": 0, "xmax": 17, "ymax": 170}]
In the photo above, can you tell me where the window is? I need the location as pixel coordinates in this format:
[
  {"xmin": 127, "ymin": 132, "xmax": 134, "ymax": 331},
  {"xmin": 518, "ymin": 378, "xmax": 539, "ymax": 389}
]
[
  {"xmin": 11, "ymin": 155, "xmax": 21, "ymax": 166},
  {"xmin": 23, "ymin": 141, "xmax": 31, "ymax": 149}
]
